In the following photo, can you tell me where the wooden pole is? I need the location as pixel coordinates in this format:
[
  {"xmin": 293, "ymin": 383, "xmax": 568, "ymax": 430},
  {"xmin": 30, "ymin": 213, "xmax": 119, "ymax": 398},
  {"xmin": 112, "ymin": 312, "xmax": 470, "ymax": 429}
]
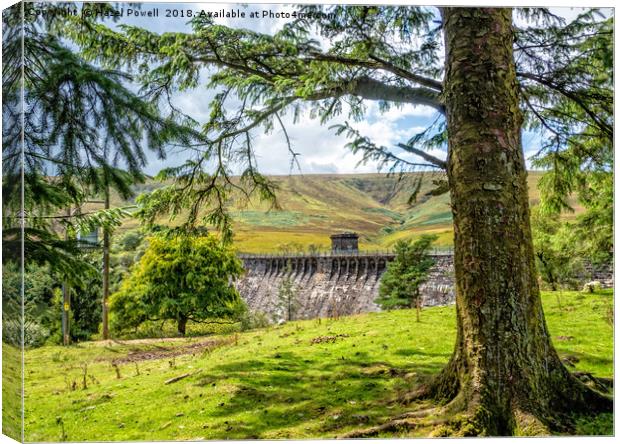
[
  {"xmin": 102, "ymin": 184, "xmax": 110, "ymax": 340},
  {"xmin": 62, "ymin": 207, "xmax": 71, "ymax": 345}
]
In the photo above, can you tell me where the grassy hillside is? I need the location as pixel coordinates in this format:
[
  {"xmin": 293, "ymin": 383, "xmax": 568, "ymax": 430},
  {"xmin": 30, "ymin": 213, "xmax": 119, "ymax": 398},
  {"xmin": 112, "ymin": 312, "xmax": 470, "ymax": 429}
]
[
  {"xmin": 23, "ymin": 290, "xmax": 612, "ymax": 440},
  {"xmin": 95, "ymin": 171, "xmax": 582, "ymax": 253}
]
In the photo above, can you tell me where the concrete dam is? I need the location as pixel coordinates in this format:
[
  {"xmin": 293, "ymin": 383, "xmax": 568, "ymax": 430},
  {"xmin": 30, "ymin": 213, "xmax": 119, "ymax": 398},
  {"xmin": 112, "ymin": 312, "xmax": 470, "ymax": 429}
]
[{"xmin": 235, "ymin": 233, "xmax": 456, "ymax": 320}]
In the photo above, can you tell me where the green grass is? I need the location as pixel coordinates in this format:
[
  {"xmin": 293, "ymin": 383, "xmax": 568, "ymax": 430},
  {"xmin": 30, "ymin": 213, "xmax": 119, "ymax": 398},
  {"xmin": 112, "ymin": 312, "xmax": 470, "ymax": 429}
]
[
  {"xmin": 23, "ymin": 290, "xmax": 613, "ymax": 440},
  {"xmin": 2, "ymin": 343, "xmax": 22, "ymax": 441},
  {"xmin": 229, "ymin": 210, "xmax": 311, "ymax": 227}
]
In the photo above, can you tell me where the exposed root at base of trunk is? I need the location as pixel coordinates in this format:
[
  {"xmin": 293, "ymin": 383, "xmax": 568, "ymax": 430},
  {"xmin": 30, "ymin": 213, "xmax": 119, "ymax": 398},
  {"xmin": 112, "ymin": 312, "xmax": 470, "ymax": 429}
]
[
  {"xmin": 512, "ymin": 408, "xmax": 553, "ymax": 436},
  {"xmin": 393, "ymin": 407, "xmax": 441, "ymax": 420},
  {"xmin": 340, "ymin": 402, "xmax": 559, "ymax": 438},
  {"xmin": 398, "ymin": 360, "xmax": 460, "ymax": 406},
  {"xmin": 339, "ymin": 418, "xmax": 422, "ymax": 438},
  {"xmin": 339, "ymin": 408, "xmax": 449, "ymax": 438},
  {"xmin": 572, "ymin": 371, "xmax": 614, "ymax": 393},
  {"xmin": 353, "ymin": 369, "xmax": 613, "ymax": 438},
  {"xmin": 423, "ymin": 405, "xmax": 554, "ymax": 437}
]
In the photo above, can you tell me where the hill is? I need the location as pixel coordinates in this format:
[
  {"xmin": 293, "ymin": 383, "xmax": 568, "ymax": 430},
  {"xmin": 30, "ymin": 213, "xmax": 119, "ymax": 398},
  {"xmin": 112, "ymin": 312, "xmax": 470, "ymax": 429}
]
[
  {"xmin": 94, "ymin": 171, "xmax": 582, "ymax": 253},
  {"xmin": 19, "ymin": 289, "xmax": 612, "ymax": 440}
]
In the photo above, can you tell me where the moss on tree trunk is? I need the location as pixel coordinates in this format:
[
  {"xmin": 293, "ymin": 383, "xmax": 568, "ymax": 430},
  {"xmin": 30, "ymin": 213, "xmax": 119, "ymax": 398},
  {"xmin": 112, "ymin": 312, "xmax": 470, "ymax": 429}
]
[{"xmin": 413, "ymin": 7, "xmax": 613, "ymax": 436}]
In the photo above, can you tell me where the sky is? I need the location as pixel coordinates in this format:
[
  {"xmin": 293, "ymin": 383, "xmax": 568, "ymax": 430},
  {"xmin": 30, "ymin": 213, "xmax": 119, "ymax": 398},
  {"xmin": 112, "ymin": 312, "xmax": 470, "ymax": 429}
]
[{"xmin": 72, "ymin": 2, "xmax": 602, "ymax": 176}]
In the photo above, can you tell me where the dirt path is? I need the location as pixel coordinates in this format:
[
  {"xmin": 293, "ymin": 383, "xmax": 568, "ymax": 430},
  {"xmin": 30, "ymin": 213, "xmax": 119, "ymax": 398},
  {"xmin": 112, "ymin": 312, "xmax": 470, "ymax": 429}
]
[
  {"xmin": 91, "ymin": 336, "xmax": 205, "ymax": 347},
  {"xmin": 94, "ymin": 337, "xmax": 234, "ymax": 364}
]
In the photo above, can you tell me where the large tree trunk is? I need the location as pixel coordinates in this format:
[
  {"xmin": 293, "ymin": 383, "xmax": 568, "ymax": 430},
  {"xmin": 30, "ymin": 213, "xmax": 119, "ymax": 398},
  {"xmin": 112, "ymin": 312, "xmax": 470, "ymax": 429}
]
[{"xmin": 420, "ymin": 7, "xmax": 612, "ymax": 435}]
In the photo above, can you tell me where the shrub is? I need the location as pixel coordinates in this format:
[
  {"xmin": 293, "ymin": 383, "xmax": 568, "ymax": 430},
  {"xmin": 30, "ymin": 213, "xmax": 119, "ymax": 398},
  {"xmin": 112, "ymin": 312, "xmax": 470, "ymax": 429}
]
[{"xmin": 239, "ymin": 310, "xmax": 271, "ymax": 331}]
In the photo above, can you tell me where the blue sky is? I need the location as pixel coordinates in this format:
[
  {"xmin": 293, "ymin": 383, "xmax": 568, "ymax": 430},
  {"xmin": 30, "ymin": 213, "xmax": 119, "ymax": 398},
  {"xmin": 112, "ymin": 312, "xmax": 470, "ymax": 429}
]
[{"xmin": 76, "ymin": 2, "xmax": 594, "ymax": 176}]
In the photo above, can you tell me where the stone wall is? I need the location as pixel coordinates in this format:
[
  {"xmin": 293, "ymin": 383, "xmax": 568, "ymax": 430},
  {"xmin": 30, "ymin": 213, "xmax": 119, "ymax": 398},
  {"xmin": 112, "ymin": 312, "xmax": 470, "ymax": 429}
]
[
  {"xmin": 581, "ymin": 261, "xmax": 614, "ymax": 288},
  {"xmin": 235, "ymin": 253, "xmax": 455, "ymax": 321}
]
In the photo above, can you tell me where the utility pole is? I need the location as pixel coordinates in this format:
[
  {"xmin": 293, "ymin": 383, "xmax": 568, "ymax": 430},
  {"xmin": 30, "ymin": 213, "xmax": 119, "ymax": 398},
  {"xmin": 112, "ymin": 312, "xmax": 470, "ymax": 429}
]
[
  {"xmin": 102, "ymin": 183, "xmax": 110, "ymax": 340},
  {"xmin": 62, "ymin": 207, "xmax": 71, "ymax": 346}
]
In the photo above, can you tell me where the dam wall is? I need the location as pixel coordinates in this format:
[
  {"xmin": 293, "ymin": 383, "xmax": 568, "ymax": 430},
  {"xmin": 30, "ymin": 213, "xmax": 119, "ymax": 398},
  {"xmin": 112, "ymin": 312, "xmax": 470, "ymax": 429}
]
[{"xmin": 235, "ymin": 252, "xmax": 455, "ymax": 321}]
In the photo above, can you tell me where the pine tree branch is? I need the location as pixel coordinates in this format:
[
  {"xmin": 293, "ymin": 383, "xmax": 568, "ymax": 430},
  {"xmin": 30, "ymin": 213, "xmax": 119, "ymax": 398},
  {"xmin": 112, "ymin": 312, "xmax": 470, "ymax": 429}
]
[
  {"xmin": 517, "ymin": 71, "xmax": 612, "ymax": 138},
  {"xmin": 396, "ymin": 143, "xmax": 447, "ymax": 169},
  {"xmin": 209, "ymin": 97, "xmax": 297, "ymax": 145},
  {"xmin": 306, "ymin": 76, "xmax": 444, "ymax": 112},
  {"xmin": 305, "ymin": 51, "xmax": 443, "ymax": 91}
]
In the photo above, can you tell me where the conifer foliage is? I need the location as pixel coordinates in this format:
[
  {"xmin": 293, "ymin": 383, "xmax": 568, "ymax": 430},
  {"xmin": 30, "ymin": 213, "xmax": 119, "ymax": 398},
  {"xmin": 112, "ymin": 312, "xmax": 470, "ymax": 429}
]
[
  {"xmin": 377, "ymin": 235, "xmax": 437, "ymax": 321},
  {"xmin": 2, "ymin": 2, "xmax": 200, "ymax": 280}
]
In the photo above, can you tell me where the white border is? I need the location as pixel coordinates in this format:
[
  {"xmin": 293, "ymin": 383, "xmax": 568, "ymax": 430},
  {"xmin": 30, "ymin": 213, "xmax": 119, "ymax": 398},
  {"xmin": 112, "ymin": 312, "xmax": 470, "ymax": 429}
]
[{"xmin": 0, "ymin": 1, "xmax": 616, "ymax": 444}]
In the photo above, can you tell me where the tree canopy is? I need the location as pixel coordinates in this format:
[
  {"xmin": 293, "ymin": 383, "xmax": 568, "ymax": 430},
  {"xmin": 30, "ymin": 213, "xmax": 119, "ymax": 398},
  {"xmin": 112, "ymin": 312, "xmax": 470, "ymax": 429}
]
[
  {"xmin": 5, "ymin": 3, "xmax": 613, "ymax": 435},
  {"xmin": 109, "ymin": 233, "xmax": 245, "ymax": 336}
]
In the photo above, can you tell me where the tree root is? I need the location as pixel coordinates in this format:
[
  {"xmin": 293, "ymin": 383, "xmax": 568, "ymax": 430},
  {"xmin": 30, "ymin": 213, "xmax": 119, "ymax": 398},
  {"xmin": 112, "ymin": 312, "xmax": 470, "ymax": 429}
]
[
  {"xmin": 512, "ymin": 408, "xmax": 552, "ymax": 436},
  {"xmin": 338, "ymin": 396, "xmax": 606, "ymax": 439},
  {"xmin": 340, "ymin": 414, "xmax": 451, "ymax": 438},
  {"xmin": 339, "ymin": 418, "xmax": 422, "ymax": 438},
  {"xmin": 398, "ymin": 386, "xmax": 430, "ymax": 405},
  {"xmin": 393, "ymin": 407, "xmax": 441, "ymax": 420},
  {"xmin": 366, "ymin": 353, "xmax": 614, "ymax": 438},
  {"xmin": 339, "ymin": 405, "xmax": 452, "ymax": 438},
  {"xmin": 572, "ymin": 371, "xmax": 613, "ymax": 394},
  {"xmin": 356, "ymin": 376, "xmax": 612, "ymax": 438}
]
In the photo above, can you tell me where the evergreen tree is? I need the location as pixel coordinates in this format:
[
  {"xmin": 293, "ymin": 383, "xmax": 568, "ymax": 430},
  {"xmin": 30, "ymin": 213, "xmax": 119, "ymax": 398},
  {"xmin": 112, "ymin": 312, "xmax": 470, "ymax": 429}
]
[
  {"xmin": 377, "ymin": 235, "xmax": 436, "ymax": 321},
  {"xmin": 65, "ymin": 5, "xmax": 613, "ymax": 434},
  {"xmin": 2, "ymin": 2, "xmax": 201, "ymax": 279},
  {"xmin": 275, "ymin": 261, "xmax": 300, "ymax": 322},
  {"xmin": 530, "ymin": 206, "xmax": 584, "ymax": 291},
  {"xmin": 2, "ymin": 262, "xmax": 55, "ymax": 347},
  {"xmin": 523, "ymin": 12, "xmax": 613, "ymax": 265},
  {"xmin": 2, "ymin": 2, "xmax": 203, "ymax": 344}
]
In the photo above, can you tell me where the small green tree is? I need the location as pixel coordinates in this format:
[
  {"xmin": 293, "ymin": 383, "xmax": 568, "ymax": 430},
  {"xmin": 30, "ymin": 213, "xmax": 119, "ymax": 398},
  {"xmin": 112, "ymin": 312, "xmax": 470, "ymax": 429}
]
[
  {"xmin": 275, "ymin": 261, "xmax": 300, "ymax": 322},
  {"xmin": 531, "ymin": 206, "xmax": 585, "ymax": 293},
  {"xmin": 377, "ymin": 235, "xmax": 437, "ymax": 322},
  {"xmin": 110, "ymin": 234, "xmax": 245, "ymax": 336}
]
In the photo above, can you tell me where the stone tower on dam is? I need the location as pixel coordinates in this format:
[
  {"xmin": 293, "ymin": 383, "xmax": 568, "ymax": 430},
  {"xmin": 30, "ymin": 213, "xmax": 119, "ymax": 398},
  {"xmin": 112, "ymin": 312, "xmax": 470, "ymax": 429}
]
[{"xmin": 235, "ymin": 233, "xmax": 456, "ymax": 320}]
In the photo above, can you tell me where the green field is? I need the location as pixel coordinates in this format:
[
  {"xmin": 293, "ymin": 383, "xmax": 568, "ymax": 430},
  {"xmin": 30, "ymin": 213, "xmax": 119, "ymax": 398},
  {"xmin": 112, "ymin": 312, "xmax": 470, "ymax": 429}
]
[
  {"xmin": 22, "ymin": 290, "xmax": 612, "ymax": 440},
  {"xmin": 95, "ymin": 171, "xmax": 583, "ymax": 253}
]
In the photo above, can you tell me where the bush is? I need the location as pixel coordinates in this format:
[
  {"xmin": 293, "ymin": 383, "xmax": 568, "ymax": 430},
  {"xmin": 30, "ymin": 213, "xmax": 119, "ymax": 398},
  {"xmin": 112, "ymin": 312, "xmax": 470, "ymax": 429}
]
[
  {"xmin": 239, "ymin": 310, "xmax": 271, "ymax": 331},
  {"xmin": 117, "ymin": 230, "xmax": 144, "ymax": 251},
  {"xmin": 2, "ymin": 261, "xmax": 57, "ymax": 347}
]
